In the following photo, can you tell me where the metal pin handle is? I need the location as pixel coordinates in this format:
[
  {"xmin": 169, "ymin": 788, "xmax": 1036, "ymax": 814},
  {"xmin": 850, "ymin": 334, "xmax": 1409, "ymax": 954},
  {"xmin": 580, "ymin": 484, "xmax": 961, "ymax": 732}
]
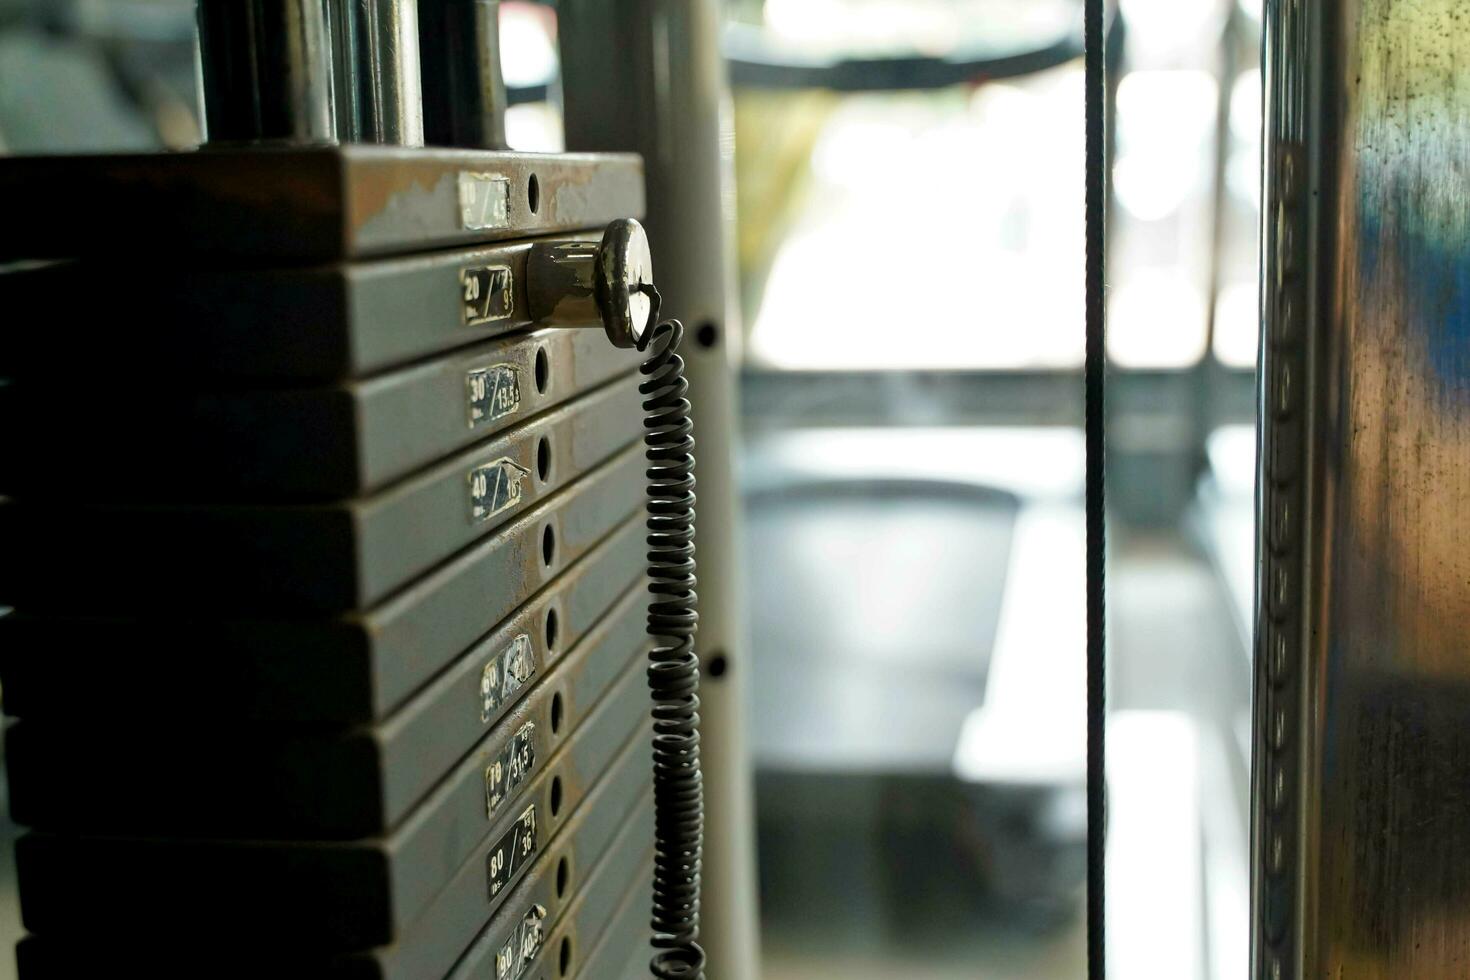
[{"xmin": 527, "ymin": 219, "xmax": 655, "ymax": 349}]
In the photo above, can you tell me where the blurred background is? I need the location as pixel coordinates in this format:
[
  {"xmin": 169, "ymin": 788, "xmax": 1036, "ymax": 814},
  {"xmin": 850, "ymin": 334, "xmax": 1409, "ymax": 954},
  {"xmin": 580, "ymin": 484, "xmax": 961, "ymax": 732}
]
[{"xmin": 0, "ymin": 0, "xmax": 1262, "ymax": 976}]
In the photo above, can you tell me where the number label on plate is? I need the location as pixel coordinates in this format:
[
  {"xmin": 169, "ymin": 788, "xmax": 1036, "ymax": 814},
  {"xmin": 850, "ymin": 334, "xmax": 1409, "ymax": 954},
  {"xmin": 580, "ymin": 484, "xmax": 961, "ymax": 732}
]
[
  {"xmin": 462, "ymin": 265, "xmax": 514, "ymax": 325},
  {"xmin": 481, "ymin": 633, "xmax": 537, "ymax": 724},
  {"xmin": 459, "ymin": 172, "xmax": 511, "ymax": 230},
  {"xmin": 496, "ymin": 903, "xmax": 548, "ymax": 980},
  {"xmin": 485, "ymin": 722, "xmax": 537, "ymax": 818},
  {"xmin": 466, "ymin": 363, "xmax": 521, "ymax": 427},
  {"xmin": 469, "ymin": 457, "xmax": 531, "ymax": 523},
  {"xmin": 487, "ymin": 805, "xmax": 538, "ymax": 898}
]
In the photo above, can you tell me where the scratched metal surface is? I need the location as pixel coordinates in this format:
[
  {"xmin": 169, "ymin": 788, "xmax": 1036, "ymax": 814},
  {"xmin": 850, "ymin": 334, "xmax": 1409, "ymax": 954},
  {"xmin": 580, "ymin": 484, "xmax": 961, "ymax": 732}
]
[{"xmin": 1255, "ymin": 1, "xmax": 1470, "ymax": 976}]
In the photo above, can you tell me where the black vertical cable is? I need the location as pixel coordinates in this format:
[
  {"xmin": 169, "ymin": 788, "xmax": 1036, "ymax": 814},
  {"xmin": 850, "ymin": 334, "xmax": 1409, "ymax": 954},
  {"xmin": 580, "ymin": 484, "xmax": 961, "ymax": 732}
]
[{"xmin": 1084, "ymin": 0, "xmax": 1107, "ymax": 978}]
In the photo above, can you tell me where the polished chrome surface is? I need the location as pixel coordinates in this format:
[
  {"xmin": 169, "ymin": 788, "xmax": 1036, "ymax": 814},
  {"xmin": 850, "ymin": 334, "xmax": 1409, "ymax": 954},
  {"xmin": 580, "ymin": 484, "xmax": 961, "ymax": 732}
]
[
  {"xmin": 418, "ymin": 0, "xmax": 509, "ymax": 149},
  {"xmin": 197, "ymin": 0, "xmax": 423, "ymax": 145},
  {"xmin": 527, "ymin": 240, "xmax": 603, "ymax": 326},
  {"xmin": 198, "ymin": 0, "xmax": 338, "ymax": 143},
  {"xmin": 1255, "ymin": 1, "xmax": 1470, "ymax": 976},
  {"xmin": 330, "ymin": 0, "xmax": 424, "ymax": 145},
  {"xmin": 527, "ymin": 220, "xmax": 654, "ymax": 348}
]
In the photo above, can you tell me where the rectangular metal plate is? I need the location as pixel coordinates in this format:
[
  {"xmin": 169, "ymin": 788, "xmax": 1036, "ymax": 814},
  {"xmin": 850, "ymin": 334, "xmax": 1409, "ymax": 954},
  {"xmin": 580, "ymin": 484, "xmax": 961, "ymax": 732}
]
[
  {"xmin": 449, "ymin": 798, "xmax": 653, "ymax": 980},
  {"xmin": 0, "ymin": 147, "xmax": 644, "ymax": 262},
  {"xmin": 13, "ymin": 653, "xmax": 653, "ymax": 952},
  {"xmin": 1, "ymin": 325, "xmax": 641, "ymax": 501},
  {"xmin": 0, "ymin": 497, "xmax": 646, "ymax": 727},
  {"xmin": 586, "ymin": 868, "xmax": 660, "ymax": 980},
  {"xmin": 0, "ymin": 373, "xmax": 641, "ymax": 614},
  {"xmin": 10, "ymin": 753, "xmax": 654, "ymax": 980},
  {"xmin": 7, "ymin": 576, "xmax": 649, "ymax": 839},
  {"xmin": 0, "ymin": 236, "xmax": 601, "ymax": 383},
  {"xmin": 529, "ymin": 857, "xmax": 654, "ymax": 980},
  {"xmin": 350, "ymin": 718, "xmax": 654, "ymax": 980}
]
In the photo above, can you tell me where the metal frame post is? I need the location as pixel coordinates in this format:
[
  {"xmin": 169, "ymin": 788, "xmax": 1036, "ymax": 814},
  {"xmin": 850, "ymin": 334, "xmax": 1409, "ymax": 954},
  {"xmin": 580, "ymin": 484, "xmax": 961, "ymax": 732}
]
[
  {"xmin": 1255, "ymin": 1, "xmax": 1470, "ymax": 976},
  {"xmin": 559, "ymin": 3, "xmax": 762, "ymax": 977}
]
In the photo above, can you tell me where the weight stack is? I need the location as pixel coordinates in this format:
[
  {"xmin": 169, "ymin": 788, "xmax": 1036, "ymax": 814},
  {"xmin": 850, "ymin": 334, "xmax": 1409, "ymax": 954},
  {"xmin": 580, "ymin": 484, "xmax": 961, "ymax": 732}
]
[{"xmin": 0, "ymin": 146, "xmax": 657, "ymax": 979}]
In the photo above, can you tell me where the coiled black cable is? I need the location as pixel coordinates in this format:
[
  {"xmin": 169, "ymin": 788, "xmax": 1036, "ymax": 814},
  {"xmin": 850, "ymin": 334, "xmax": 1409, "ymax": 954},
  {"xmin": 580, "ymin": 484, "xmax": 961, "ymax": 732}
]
[{"xmin": 635, "ymin": 284, "xmax": 707, "ymax": 980}]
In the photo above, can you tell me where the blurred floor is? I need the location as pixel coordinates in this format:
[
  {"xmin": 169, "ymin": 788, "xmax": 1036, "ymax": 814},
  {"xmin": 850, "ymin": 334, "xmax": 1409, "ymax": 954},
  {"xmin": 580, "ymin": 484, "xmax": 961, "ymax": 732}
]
[
  {"xmin": 755, "ymin": 518, "xmax": 1250, "ymax": 980},
  {"xmin": 763, "ymin": 909, "xmax": 1087, "ymax": 980}
]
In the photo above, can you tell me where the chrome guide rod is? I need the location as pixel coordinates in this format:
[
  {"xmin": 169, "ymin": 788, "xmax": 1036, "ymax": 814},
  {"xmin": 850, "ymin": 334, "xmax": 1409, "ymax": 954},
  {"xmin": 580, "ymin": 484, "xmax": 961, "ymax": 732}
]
[
  {"xmin": 198, "ymin": 0, "xmax": 338, "ymax": 143},
  {"xmin": 418, "ymin": 0, "xmax": 509, "ymax": 149},
  {"xmin": 197, "ymin": 0, "xmax": 423, "ymax": 145}
]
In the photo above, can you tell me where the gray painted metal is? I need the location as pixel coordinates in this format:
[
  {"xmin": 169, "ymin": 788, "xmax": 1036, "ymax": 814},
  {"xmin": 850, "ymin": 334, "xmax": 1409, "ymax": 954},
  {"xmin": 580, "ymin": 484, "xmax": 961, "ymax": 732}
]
[
  {"xmin": 0, "ymin": 148, "xmax": 644, "ymax": 261},
  {"xmin": 447, "ymin": 799, "xmax": 653, "ymax": 979},
  {"xmin": 330, "ymin": 706, "xmax": 655, "ymax": 980},
  {"xmin": 0, "ymin": 508, "xmax": 644, "ymax": 725},
  {"xmin": 1, "ymin": 326, "xmax": 640, "ymax": 501},
  {"xmin": 559, "ymin": 2, "xmax": 763, "ymax": 974},
  {"xmin": 0, "ymin": 448, "xmax": 644, "ymax": 724},
  {"xmin": 14, "ymin": 639, "xmax": 652, "ymax": 952},
  {"xmin": 0, "ymin": 233, "xmax": 603, "ymax": 381},
  {"xmin": 1254, "ymin": 2, "xmax": 1470, "ymax": 977},
  {"xmin": 7, "ymin": 575, "xmax": 648, "ymax": 838},
  {"xmin": 13, "ymin": 706, "xmax": 654, "ymax": 979},
  {"xmin": 2, "ymin": 375, "xmax": 641, "ymax": 611},
  {"xmin": 533, "ymin": 861, "xmax": 653, "ymax": 980},
  {"xmin": 587, "ymin": 863, "xmax": 661, "ymax": 980}
]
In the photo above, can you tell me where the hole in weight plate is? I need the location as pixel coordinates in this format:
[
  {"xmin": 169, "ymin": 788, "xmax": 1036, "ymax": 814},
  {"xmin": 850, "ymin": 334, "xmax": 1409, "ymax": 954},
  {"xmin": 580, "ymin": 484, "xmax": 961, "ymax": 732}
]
[
  {"xmin": 535, "ymin": 348, "xmax": 550, "ymax": 394},
  {"xmin": 551, "ymin": 776, "xmax": 563, "ymax": 816},
  {"xmin": 557, "ymin": 857, "xmax": 569, "ymax": 897},
  {"xmin": 537, "ymin": 437, "xmax": 551, "ymax": 482},
  {"xmin": 545, "ymin": 607, "xmax": 559, "ymax": 651},
  {"xmin": 559, "ymin": 937, "xmax": 572, "ymax": 976},
  {"xmin": 528, "ymin": 173, "xmax": 540, "ymax": 214},
  {"xmin": 551, "ymin": 692, "xmax": 564, "ymax": 734},
  {"xmin": 541, "ymin": 525, "xmax": 556, "ymax": 567}
]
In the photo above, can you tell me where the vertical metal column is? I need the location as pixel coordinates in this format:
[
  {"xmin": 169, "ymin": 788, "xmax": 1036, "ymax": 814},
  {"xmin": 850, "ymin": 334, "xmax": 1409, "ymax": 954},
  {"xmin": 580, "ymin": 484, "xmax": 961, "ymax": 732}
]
[
  {"xmin": 197, "ymin": 0, "xmax": 423, "ymax": 145},
  {"xmin": 330, "ymin": 0, "xmax": 424, "ymax": 145},
  {"xmin": 1255, "ymin": 1, "xmax": 1470, "ymax": 977},
  {"xmin": 198, "ymin": 0, "xmax": 339, "ymax": 142},
  {"xmin": 559, "ymin": 3, "xmax": 762, "ymax": 978},
  {"xmin": 418, "ymin": 0, "xmax": 509, "ymax": 149}
]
